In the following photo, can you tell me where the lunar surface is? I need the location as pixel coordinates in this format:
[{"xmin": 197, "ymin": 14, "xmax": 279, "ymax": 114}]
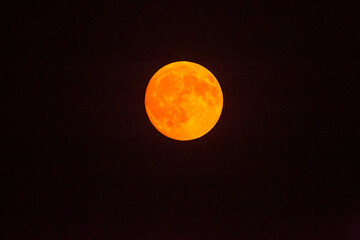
[{"xmin": 145, "ymin": 61, "xmax": 223, "ymax": 141}]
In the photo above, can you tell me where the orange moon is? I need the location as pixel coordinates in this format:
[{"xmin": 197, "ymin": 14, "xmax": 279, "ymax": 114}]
[{"xmin": 145, "ymin": 61, "xmax": 223, "ymax": 141}]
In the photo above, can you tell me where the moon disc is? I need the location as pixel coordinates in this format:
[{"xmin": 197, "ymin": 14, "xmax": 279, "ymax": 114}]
[{"xmin": 145, "ymin": 61, "xmax": 223, "ymax": 141}]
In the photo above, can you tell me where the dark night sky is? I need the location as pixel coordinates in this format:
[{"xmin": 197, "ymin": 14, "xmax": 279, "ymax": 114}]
[{"xmin": 2, "ymin": 1, "xmax": 360, "ymax": 239}]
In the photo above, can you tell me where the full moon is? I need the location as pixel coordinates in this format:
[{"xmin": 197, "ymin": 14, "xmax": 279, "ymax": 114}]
[{"xmin": 145, "ymin": 61, "xmax": 223, "ymax": 141}]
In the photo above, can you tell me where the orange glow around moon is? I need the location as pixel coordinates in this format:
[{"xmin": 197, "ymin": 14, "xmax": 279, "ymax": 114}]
[{"xmin": 145, "ymin": 61, "xmax": 223, "ymax": 141}]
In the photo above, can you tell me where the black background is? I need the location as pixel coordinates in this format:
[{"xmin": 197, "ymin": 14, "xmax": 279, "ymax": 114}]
[{"xmin": 2, "ymin": 1, "xmax": 359, "ymax": 239}]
